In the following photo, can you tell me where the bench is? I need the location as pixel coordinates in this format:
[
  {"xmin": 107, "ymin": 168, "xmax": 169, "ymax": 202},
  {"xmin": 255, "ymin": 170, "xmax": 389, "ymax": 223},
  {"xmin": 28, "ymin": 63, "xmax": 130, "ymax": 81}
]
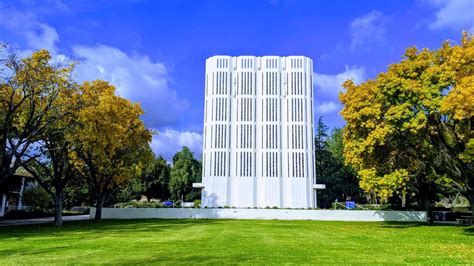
[{"xmin": 456, "ymin": 216, "xmax": 474, "ymax": 225}]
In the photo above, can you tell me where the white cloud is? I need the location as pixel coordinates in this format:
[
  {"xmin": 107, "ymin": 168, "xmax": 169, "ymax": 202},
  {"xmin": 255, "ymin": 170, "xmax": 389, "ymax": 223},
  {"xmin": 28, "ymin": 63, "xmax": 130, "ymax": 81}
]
[
  {"xmin": 0, "ymin": 4, "xmax": 191, "ymax": 130},
  {"xmin": 313, "ymin": 66, "xmax": 366, "ymax": 116},
  {"xmin": 0, "ymin": 8, "xmax": 59, "ymax": 53},
  {"xmin": 0, "ymin": 1, "xmax": 197, "ymax": 159},
  {"xmin": 23, "ymin": 23, "xmax": 59, "ymax": 53},
  {"xmin": 150, "ymin": 128, "xmax": 202, "ymax": 161},
  {"xmin": 350, "ymin": 10, "xmax": 389, "ymax": 51},
  {"xmin": 316, "ymin": 101, "xmax": 339, "ymax": 115},
  {"xmin": 426, "ymin": 0, "xmax": 474, "ymax": 32},
  {"xmin": 72, "ymin": 45, "xmax": 190, "ymax": 128},
  {"xmin": 313, "ymin": 66, "xmax": 366, "ymax": 99}
]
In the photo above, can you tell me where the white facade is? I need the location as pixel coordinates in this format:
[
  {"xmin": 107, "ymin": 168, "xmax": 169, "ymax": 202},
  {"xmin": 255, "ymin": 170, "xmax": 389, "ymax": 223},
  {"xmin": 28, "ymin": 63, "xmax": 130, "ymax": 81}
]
[{"xmin": 201, "ymin": 56, "xmax": 316, "ymax": 208}]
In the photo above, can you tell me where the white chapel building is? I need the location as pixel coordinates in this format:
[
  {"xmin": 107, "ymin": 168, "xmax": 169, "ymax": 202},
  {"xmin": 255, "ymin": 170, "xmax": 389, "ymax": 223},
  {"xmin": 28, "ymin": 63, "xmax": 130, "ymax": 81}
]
[{"xmin": 198, "ymin": 55, "xmax": 319, "ymax": 208}]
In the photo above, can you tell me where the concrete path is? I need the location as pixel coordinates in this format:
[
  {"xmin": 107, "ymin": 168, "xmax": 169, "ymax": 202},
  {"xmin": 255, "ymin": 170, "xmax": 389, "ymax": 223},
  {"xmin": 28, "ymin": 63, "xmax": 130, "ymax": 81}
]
[{"xmin": 0, "ymin": 215, "xmax": 90, "ymax": 226}]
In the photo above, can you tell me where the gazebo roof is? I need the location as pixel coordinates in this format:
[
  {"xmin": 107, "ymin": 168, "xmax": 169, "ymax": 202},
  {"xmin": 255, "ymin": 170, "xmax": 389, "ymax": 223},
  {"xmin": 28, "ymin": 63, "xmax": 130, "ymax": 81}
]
[{"xmin": 14, "ymin": 167, "xmax": 33, "ymax": 178}]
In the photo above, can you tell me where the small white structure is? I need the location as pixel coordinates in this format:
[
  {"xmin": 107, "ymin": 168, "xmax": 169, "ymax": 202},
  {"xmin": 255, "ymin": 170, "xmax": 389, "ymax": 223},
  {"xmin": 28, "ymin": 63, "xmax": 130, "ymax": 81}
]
[
  {"xmin": 0, "ymin": 174, "xmax": 28, "ymax": 217},
  {"xmin": 200, "ymin": 56, "xmax": 321, "ymax": 209}
]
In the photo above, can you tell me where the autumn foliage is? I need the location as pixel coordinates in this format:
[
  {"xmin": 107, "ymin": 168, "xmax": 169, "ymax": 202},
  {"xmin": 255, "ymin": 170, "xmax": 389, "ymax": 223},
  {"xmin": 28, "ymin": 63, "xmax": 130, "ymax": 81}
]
[
  {"xmin": 1, "ymin": 49, "xmax": 153, "ymax": 223},
  {"xmin": 340, "ymin": 33, "xmax": 474, "ymax": 217},
  {"xmin": 68, "ymin": 80, "xmax": 152, "ymax": 220}
]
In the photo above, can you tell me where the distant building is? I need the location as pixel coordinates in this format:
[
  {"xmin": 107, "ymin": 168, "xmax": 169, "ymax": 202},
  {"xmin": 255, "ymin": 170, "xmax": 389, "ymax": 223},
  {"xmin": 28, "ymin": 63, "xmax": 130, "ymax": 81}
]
[{"xmin": 198, "ymin": 56, "xmax": 320, "ymax": 208}]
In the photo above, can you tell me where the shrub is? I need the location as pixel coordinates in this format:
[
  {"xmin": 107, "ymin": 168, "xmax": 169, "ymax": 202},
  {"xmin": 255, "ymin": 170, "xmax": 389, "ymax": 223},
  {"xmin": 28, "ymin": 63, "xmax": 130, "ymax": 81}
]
[
  {"xmin": 185, "ymin": 191, "xmax": 201, "ymax": 202},
  {"xmin": 114, "ymin": 200, "xmax": 164, "ymax": 208},
  {"xmin": 22, "ymin": 186, "xmax": 52, "ymax": 211},
  {"xmin": 193, "ymin": 200, "xmax": 201, "ymax": 208}
]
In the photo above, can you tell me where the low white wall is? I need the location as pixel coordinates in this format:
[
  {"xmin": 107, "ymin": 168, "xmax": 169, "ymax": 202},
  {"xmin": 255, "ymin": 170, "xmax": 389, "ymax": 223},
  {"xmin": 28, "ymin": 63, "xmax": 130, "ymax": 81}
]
[{"xmin": 89, "ymin": 208, "xmax": 427, "ymax": 222}]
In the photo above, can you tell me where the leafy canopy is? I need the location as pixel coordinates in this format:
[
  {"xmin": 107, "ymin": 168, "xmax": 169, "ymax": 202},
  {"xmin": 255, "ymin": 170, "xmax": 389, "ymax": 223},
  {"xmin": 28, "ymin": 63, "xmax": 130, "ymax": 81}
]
[
  {"xmin": 340, "ymin": 33, "xmax": 474, "ymax": 205},
  {"xmin": 0, "ymin": 49, "xmax": 75, "ymax": 185},
  {"xmin": 169, "ymin": 146, "xmax": 201, "ymax": 201},
  {"xmin": 68, "ymin": 80, "xmax": 152, "ymax": 208}
]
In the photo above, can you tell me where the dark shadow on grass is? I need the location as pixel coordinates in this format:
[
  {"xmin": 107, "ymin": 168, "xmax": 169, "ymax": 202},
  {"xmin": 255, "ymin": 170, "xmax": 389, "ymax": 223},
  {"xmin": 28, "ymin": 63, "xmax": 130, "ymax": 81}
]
[
  {"xmin": 118, "ymin": 253, "xmax": 258, "ymax": 264},
  {"xmin": 463, "ymin": 226, "xmax": 474, "ymax": 235},
  {"xmin": 379, "ymin": 222, "xmax": 424, "ymax": 229},
  {"xmin": 0, "ymin": 219, "xmax": 224, "ymax": 241},
  {"xmin": 0, "ymin": 245, "xmax": 69, "ymax": 257},
  {"xmin": 0, "ymin": 219, "xmax": 229, "ymax": 258},
  {"xmin": 76, "ymin": 219, "xmax": 226, "ymax": 236},
  {"xmin": 380, "ymin": 221, "xmax": 474, "ymax": 232}
]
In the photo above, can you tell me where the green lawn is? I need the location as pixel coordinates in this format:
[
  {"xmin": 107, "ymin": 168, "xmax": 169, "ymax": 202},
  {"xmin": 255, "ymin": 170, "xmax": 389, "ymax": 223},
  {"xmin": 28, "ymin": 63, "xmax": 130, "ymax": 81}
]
[{"xmin": 0, "ymin": 219, "xmax": 472, "ymax": 264}]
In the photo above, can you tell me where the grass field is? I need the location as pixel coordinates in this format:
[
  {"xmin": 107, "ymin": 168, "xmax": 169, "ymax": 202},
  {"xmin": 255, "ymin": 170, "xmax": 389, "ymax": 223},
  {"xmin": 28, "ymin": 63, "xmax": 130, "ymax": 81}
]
[{"xmin": 0, "ymin": 219, "xmax": 472, "ymax": 264}]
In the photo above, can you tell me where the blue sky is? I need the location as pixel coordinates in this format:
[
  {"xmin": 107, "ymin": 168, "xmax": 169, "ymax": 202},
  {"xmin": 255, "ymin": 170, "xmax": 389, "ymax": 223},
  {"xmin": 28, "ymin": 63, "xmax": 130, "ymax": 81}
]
[{"xmin": 1, "ymin": 0, "xmax": 473, "ymax": 160}]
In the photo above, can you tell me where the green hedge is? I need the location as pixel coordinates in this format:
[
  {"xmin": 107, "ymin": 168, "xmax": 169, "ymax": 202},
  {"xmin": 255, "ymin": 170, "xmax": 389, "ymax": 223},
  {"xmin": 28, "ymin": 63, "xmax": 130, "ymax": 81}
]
[{"xmin": 114, "ymin": 200, "xmax": 164, "ymax": 208}]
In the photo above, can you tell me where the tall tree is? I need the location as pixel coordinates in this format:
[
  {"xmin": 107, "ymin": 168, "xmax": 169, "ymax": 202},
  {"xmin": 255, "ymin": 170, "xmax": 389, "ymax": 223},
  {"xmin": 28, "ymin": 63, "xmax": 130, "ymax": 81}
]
[
  {"xmin": 0, "ymin": 49, "xmax": 73, "ymax": 188},
  {"xmin": 326, "ymin": 128, "xmax": 362, "ymax": 204},
  {"xmin": 21, "ymin": 73, "xmax": 80, "ymax": 227},
  {"xmin": 314, "ymin": 117, "xmax": 330, "ymax": 184},
  {"xmin": 340, "ymin": 32, "xmax": 474, "ymax": 220},
  {"xmin": 315, "ymin": 117, "xmax": 360, "ymax": 208},
  {"xmin": 437, "ymin": 34, "xmax": 474, "ymax": 215},
  {"xmin": 141, "ymin": 155, "xmax": 171, "ymax": 201},
  {"xmin": 326, "ymin": 128, "xmax": 344, "ymax": 160},
  {"xmin": 68, "ymin": 80, "xmax": 152, "ymax": 220},
  {"xmin": 169, "ymin": 147, "xmax": 201, "ymax": 201},
  {"xmin": 314, "ymin": 117, "xmax": 330, "ymax": 188}
]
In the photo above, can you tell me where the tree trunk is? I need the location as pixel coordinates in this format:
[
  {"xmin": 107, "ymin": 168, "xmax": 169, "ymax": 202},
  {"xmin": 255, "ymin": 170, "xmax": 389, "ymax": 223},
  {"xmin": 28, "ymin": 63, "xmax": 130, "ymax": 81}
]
[
  {"xmin": 0, "ymin": 155, "xmax": 12, "ymax": 191},
  {"xmin": 53, "ymin": 193, "xmax": 63, "ymax": 227},
  {"xmin": 425, "ymin": 198, "xmax": 433, "ymax": 225},
  {"xmin": 419, "ymin": 181, "xmax": 435, "ymax": 225},
  {"xmin": 0, "ymin": 139, "xmax": 6, "ymax": 185},
  {"xmin": 401, "ymin": 192, "xmax": 406, "ymax": 209},
  {"xmin": 467, "ymin": 194, "xmax": 474, "ymax": 217},
  {"xmin": 471, "ymin": 199, "xmax": 474, "ymax": 217},
  {"xmin": 95, "ymin": 193, "xmax": 106, "ymax": 221}
]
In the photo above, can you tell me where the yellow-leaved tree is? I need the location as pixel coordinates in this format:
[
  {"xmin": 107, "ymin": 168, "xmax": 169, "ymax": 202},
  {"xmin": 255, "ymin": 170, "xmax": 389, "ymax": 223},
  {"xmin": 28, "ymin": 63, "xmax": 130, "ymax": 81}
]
[
  {"xmin": 340, "ymin": 32, "xmax": 474, "ymax": 221},
  {"xmin": 68, "ymin": 80, "xmax": 152, "ymax": 220},
  {"xmin": 0, "ymin": 48, "xmax": 75, "ymax": 189},
  {"xmin": 16, "ymin": 50, "xmax": 81, "ymax": 227}
]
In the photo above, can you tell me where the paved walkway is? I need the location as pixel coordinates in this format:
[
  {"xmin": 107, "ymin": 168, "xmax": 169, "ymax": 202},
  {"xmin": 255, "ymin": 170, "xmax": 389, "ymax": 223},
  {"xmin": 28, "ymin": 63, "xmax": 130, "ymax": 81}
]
[{"xmin": 0, "ymin": 215, "xmax": 90, "ymax": 226}]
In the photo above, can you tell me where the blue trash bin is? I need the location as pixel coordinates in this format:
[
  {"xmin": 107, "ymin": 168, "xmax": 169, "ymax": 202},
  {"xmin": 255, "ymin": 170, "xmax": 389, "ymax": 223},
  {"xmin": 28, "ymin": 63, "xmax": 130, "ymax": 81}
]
[{"xmin": 346, "ymin": 201, "xmax": 356, "ymax": 209}]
